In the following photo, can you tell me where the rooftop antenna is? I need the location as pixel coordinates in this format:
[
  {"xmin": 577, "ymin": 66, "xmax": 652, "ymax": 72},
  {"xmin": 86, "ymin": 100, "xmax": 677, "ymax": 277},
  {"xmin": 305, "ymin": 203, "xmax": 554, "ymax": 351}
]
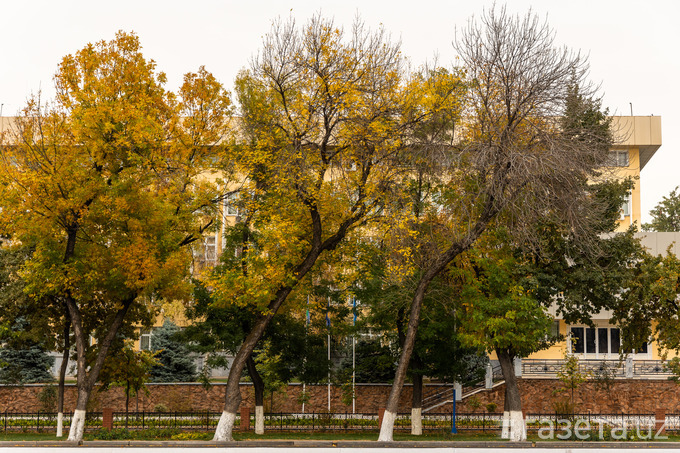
[{"xmin": 629, "ymin": 102, "xmax": 633, "ymax": 116}]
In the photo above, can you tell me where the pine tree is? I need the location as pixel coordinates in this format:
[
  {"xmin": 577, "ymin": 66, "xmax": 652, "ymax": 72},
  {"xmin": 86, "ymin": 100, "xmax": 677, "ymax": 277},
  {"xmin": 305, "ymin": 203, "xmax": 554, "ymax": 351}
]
[
  {"xmin": 149, "ymin": 320, "xmax": 197, "ymax": 383},
  {"xmin": 0, "ymin": 344, "xmax": 54, "ymax": 384}
]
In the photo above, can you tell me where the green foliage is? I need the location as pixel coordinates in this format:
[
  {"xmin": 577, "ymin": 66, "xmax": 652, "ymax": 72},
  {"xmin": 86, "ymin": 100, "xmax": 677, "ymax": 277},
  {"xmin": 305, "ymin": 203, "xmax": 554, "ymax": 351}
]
[
  {"xmin": 38, "ymin": 385, "xmax": 58, "ymax": 412},
  {"xmin": 0, "ymin": 343, "xmax": 54, "ymax": 384},
  {"xmin": 665, "ymin": 357, "xmax": 680, "ymax": 383},
  {"xmin": 349, "ymin": 236, "xmax": 487, "ymax": 386},
  {"xmin": 149, "ymin": 320, "xmax": 197, "ymax": 383},
  {"xmin": 88, "ymin": 427, "xmax": 181, "ymax": 440},
  {"xmin": 183, "ymin": 281, "xmax": 330, "ymax": 386},
  {"xmin": 560, "ymin": 81, "xmax": 612, "ymax": 160},
  {"xmin": 545, "ymin": 180, "xmax": 643, "ymax": 326},
  {"xmin": 554, "ymin": 352, "xmax": 589, "ymax": 412},
  {"xmin": 467, "ymin": 396, "xmax": 482, "ymax": 413},
  {"xmin": 612, "ymin": 247, "xmax": 680, "ymax": 356},
  {"xmin": 98, "ymin": 340, "xmax": 159, "ymax": 410},
  {"xmin": 253, "ymin": 340, "xmax": 286, "ymax": 397},
  {"xmin": 643, "ymin": 186, "xmax": 680, "ymax": 232},
  {"xmin": 153, "ymin": 404, "xmax": 169, "ymax": 413},
  {"xmin": 296, "ymin": 390, "xmax": 311, "ymax": 407},
  {"xmin": 339, "ymin": 338, "xmax": 397, "ymax": 384},
  {"xmin": 455, "ymin": 236, "xmax": 555, "ymax": 358}
]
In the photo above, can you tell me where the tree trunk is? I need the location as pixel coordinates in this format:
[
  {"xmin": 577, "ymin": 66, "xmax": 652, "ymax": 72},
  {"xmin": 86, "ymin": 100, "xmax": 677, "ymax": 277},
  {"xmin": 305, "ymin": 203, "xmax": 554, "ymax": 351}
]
[
  {"xmin": 378, "ymin": 209, "xmax": 497, "ymax": 441},
  {"xmin": 65, "ymin": 296, "xmax": 133, "ymax": 442},
  {"xmin": 125, "ymin": 381, "xmax": 130, "ymax": 429},
  {"xmin": 68, "ymin": 388, "xmax": 89, "ymax": 443},
  {"xmin": 213, "ymin": 219, "xmax": 346, "ymax": 441},
  {"xmin": 212, "ymin": 168, "xmax": 373, "ymax": 441},
  {"xmin": 411, "ymin": 373, "xmax": 423, "ymax": 435},
  {"xmin": 497, "ymin": 349, "xmax": 526, "ymax": 441},
  {"xmin": 396, "ymin": 303, "xmax": 425, "ymax": 436},
  {"xmin": 377, "ymin": 278, "xmax": 430, "ymax": 442},
  {"xmin": 56, "ymin": 318, "xmax": 70, "ymax": 438},
  {"xmin": 212, "ymin": 292, "xmax": 288, "ymax": 441},
  {"xmin": 246, "ymin": 355, "xmax": 265, "ymax": 435},
  {"xmin": 501, "ymin": 385, "xmax": 510, "ymax": 439}
]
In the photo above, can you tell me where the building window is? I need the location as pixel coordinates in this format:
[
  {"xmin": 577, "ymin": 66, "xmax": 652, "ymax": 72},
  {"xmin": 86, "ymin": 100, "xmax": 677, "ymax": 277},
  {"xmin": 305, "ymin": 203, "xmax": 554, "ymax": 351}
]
[
  {"xmin": 570, "ymin": 326, "xmax": 647, "ymax": 356},
  {"xmin": 570, "ymin": 326, "xmax": 620, "ymax": 355},
  {"xmin": 139, "ymin": 329, "xmax": 152, "ymax": 350},
  {"xmin": 224, "ymin": 193, "xmax": 239, "ymax": 216},
  {"xmin": 549, "ymin": 320, "xmax": 560, "ymax": 338},
  {"xmin": 204, "ymin": 235, "xmax": 216, "ymax": 262},
  {"xmin": 621, "ymin": 193, "xmax": 632, "ymax": 218},
  {"xmin": 607, "ymin": 150, "xmax": 629, "ymax": 167}
]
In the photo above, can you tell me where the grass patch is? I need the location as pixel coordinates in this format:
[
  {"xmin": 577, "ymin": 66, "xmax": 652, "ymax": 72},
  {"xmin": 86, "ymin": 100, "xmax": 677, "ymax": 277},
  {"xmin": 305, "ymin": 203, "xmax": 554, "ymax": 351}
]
[
  {"xmin": 2, "ymin": 429, "xmax": 680, "ymax": 442},
  {"xmin": 230, "ymin": 431, "xmax": 500, "ymax": 442},
  {"xmin": 85, "ymin": 428, "xmax": 182, "ymax": 440},
  {"xmin": 0, "ymin": 432, "xmax": 66, "ymax": 441}
]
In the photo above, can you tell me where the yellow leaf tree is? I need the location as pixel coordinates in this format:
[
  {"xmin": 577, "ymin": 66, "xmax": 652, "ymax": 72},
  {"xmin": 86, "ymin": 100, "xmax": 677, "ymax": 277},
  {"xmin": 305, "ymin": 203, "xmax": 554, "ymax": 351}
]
[
  {"xmin": 210, "ymin": 15, "xmax": 464, "ymax": 441},
  {"xmin": 0, "ymin": 32, "xmax": 231, "ymax": 441}
]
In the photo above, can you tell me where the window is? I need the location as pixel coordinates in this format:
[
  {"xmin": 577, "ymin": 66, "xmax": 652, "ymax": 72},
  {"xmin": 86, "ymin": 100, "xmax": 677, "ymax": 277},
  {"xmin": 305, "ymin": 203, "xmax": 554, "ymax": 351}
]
[
  {"xmin": 139, "ymin": 329, "xmax": 152, "ymax": 350},
  {"xmin": 610, "ymin": 328, "xmax": 620, "ymax": 353},
  {"xmin": 570, "ymin": 326, "xmax": 621, "ymax": 356},
  {"xmin": 570, "ymin": 326, "xmax": 649, "ymax": 356},
  {"xmin": 549, "ymin": 320, "xmax": 560, "ymax": 338},
  {"xmin": 224, "ymin": 193, "xmax": 239, "ymax": 216},
  {"xmin": 204, "ymin": 235, "xmax": 216, "ymax": 262},
  {"xmin": 621, "ymin": 193, "xmax": 632, "ymax": 218},
  {"xmin": 571, "ymin": 327, "xmax": 585, "ymax": 354},
  {"xmin": 607, "ymin": 150, "xmax": 629, "ymax": 167}
]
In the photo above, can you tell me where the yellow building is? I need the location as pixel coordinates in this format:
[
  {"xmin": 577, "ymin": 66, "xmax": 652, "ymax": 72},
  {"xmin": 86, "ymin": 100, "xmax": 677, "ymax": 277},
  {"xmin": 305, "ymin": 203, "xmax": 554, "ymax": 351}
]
[
  {"xmin": 518, "ymin": 115, "xmax": 664, "ymax": 380},
  {"xmin": 0, "ymin": 115, "xmax": 669, "ymax": 381},
  {"xmin": 610, "ymin": 115, "xmax": 662, "ymax": 232}
]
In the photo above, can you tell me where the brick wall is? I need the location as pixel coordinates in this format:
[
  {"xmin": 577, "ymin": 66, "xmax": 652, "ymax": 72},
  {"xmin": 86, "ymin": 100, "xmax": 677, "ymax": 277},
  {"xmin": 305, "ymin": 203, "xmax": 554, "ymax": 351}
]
[
  {"xmin": 0, "ymin": 382, "xmax": 440, "ymax": 413},
  {"xmin": 3, "ymin": 379, "xmax": 679, "ymax": 414}
]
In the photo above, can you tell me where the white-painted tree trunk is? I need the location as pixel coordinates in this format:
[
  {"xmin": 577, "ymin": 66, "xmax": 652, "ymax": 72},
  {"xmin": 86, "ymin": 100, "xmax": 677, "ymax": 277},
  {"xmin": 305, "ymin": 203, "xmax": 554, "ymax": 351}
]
[
  {"xmin": 509, "ymin": 410, "xmax": 527, "ymax": 441},
  {"xmin": 56, "ymin": 412, "xmax": 63, "ymax": 437},
  {"xmin": 255, "ymin": 405, "xmax": 264, "ymax": 434},
  {"xmin": 378, "ymin": 410, "xmax": 397, "ymax": 441},
  {"xmin": 213, "ymin": 411, "xmax": 236, "ymax": 441},
  {"xmin": 501, "ymin": 410, "xmax": 510, "ymax": 439},
  {"xmin": 411, "ymin": 407, "xmax": 422, "ymax": 435},
  {"xmin": 67, "ymin": 409, "xmax": 86, "ymax": 442}
]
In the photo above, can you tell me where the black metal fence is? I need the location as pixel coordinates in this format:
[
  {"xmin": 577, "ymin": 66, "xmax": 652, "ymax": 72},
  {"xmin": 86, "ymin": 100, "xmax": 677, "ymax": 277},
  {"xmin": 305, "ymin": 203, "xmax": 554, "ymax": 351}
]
[{"xmin": 2, "ymin": 410, "xmax": 680, "ymax": 434}]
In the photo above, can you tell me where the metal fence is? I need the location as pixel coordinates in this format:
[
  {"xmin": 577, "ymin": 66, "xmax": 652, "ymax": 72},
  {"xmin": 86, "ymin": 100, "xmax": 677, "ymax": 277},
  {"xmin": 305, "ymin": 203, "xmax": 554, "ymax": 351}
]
[
  {"xmin": 0, "ymin": 411, "xmax": 224, "ymax": 433},
  {"xmin": 2, "ymin": 410, "xmax": 680, "ymax": 434},
  {"xmin": 521, "ymin": 358, "xmax": 675, "ymax": 379}
]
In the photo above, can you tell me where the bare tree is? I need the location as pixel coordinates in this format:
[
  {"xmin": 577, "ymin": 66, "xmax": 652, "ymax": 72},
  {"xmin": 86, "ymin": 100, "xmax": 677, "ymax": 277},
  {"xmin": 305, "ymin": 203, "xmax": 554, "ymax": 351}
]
[
  {"xmin": 210, "ymin": 15, "xmax": 462, "ymax": 441},
  {"xmin": 378, "ymin": 6, "xmax": 612, "ymax": 442}
]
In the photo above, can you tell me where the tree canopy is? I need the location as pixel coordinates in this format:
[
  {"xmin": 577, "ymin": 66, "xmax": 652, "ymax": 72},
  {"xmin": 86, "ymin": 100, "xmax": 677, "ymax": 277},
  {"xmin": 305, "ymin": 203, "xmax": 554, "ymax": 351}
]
[
  {"xmin": 0, "ymin": 31, "xmax": 230, "ymax": 441},
  {"xmin": 643, "ymin": 187, "xmax": 680, "ymax": 232}
]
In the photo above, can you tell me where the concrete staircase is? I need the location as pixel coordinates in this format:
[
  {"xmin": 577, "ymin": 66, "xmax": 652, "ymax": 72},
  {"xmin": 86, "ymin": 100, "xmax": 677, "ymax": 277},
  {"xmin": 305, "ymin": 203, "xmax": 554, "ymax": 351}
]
[{"xmin": 422, "ymin": 363, "xmax": 505, "ymax": 413}]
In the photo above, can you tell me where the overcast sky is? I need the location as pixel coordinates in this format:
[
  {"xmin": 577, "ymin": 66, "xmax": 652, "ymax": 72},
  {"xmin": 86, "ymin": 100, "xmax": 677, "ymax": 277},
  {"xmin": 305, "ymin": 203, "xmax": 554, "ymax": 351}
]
[{"xmin": 1, "ymin": 0, "xmax": 677, "ymax": 223}]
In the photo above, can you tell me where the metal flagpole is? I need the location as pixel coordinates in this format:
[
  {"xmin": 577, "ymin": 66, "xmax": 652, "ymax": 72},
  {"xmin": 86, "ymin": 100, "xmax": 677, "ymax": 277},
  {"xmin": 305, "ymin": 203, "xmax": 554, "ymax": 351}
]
[
  {"xmin": 302, "ymin": 295, "xmax": 309, "ymax": 414},
  {"xmin": 327, "ymin": 297, "xmax": 331, "ymax": 412},
  {"xmin": 352, "ymin": 295, "xmax": 356, "ymax": 414}
]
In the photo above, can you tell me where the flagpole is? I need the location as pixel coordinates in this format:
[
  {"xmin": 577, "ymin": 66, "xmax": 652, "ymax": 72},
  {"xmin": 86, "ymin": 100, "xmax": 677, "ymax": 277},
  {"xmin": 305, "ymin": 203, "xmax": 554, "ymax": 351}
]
[
  {"xmin": 327, "ymin": 296, "xmax": 331, "ymax": 412},
  {"xmin": 302, "ymin": 295, "xmax": 309, "ymax": 414},
  {"xmin": 352, "ymin": 295, "xmax": 356, "ymax": 414}
]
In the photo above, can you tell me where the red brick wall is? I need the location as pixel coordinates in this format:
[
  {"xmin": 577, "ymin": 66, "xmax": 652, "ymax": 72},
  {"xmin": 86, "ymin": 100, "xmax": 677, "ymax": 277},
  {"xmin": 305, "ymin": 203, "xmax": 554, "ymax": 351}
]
[
  {"xmin": 3, "ymin": 379, "xmax": 679, "ymax": 414},
  {"xmin": 0, "ymin": 382, "xmax": 439, "ymax": 413},
  {"xmin": 440, "ymin": 379, "xmax": 680, "ymax": 414}
]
